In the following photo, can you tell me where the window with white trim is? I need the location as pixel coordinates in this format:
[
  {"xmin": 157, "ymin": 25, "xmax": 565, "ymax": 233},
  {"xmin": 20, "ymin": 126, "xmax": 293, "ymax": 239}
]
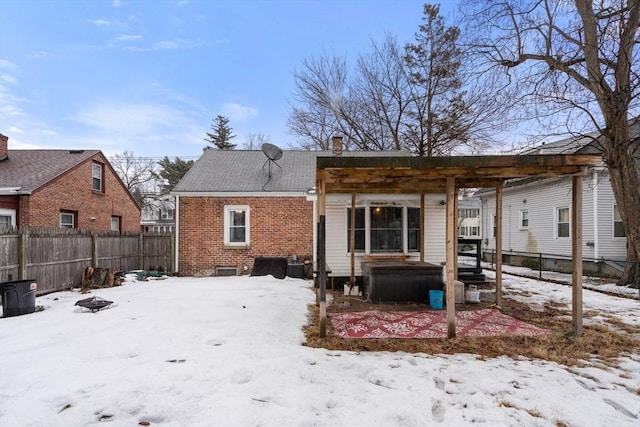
[
  {"xmin": 520, "ymin": 209, "xmax": 529, "ymax": 229},
  {"xmin": 160, "ymin": 208, "xmax": 174, "ymax": 220},
  {"xmin": 556, "ymin": 207, "xmax": 570, "ymax": 238},
  {"xmin": 613, "ymin": 204, "xmax": 626, "ymax": 238},
  {"xmin": 224, "ymin": 205, "xmax": 250, "ymax": 246},
  {"xmin": 0, "ymin": 208, "xmax": 16, "ymax": 228},
  {"xmin": 60, "ymin": 211, "xmax": 76, "ymax": 228},
  {"xmin": 111, "ymin": 216, "xmax": 121, "ymax": 232},
  {"xmin": 92, "ymin": 162, "xmax": 103, "ymax": 192},
  {"xmin": 346, "ymin": 205, "xmax": 421, "ymax": 253}
]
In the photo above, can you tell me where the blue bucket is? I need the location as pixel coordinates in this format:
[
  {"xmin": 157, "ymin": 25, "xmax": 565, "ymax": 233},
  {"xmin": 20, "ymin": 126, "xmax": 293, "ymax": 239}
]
[{"xmin": 429, "ymin": 290, "xmax": 444, "ymax": 310}]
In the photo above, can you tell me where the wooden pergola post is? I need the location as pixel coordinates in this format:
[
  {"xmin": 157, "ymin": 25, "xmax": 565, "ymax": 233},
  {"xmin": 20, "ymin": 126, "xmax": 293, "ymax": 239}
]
[
  {"xmin": 572, "ymin": 175, "xmax": 583, "ymax": 336},
  {"xmin": 445, "ymin": 177, "xmax": 457, "ymax": 338},
  {"xmin": 317, "ymin": 179, "xmax": 327, "ymax": 337},
  {"xmin": 350, "ymin": 192, "xmax": 356, "ymax": 284},
  {"xmin": 420, "ymin": 194, "xmax": 425, "ymax": 263}
]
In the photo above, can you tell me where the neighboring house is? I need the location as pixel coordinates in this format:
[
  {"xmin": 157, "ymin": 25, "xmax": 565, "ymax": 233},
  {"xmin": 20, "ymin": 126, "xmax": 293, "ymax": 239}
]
[
  {"xmin": 141, "ymin": 196, "xmax": 175, "ymax": 233},
  {"xmin": 457, "ymin": 197, "xmax": 481, "ymax": 240},
  {"xmin": 0, "ymin": 134, "xmax": 140, "ymax": 232},
  {"xmin": 476, "ymin": 124, "xmax": 638, "ymax": 277}
]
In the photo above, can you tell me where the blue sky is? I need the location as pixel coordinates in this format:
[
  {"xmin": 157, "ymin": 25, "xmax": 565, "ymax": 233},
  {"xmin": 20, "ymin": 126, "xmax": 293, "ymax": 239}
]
[{"xmin": 1, "ymin": 0, "xmax": 456, "ymax": 160}]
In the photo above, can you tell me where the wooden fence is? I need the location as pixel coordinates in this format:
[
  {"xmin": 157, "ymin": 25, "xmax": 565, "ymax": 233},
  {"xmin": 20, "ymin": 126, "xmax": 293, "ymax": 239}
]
[{"xmin": 0, "ymin": 228, "xmax": 174, "ymax": 294}]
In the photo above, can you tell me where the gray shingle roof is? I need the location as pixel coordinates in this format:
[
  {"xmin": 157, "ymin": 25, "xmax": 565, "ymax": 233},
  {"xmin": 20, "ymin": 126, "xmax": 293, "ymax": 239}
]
[
  {"xmin": 0, "ymin": 149, "xmax": 99, "ymax": 194},
  {"xmin": 173, "ymin": 150, "xmax": 324, "ymax": 193},
  {"xmin": 173, "ymin": 148, "xmax": 413, "ymax": 194}
]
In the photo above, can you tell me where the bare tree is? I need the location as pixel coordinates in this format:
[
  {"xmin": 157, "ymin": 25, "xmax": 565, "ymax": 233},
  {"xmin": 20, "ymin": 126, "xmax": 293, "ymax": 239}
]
[
  {"xmin": 110, "ymin": 151, "xmax": 158, "ymax": 208},
  {"xmin": 288, "ymin": 5, "xmax": 511, "ymax": 156},
  {"xmin": 461, "ymin": 0, "xmax": 640, "ymax": 286},
  {"xmin": 244, "ymin": 133, "xmax": 272, "ymax": 150}
]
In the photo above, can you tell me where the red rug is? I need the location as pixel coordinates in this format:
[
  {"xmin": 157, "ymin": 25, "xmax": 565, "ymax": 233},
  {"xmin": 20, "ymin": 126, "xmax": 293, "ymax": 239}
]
[{"xmin": 329, "ymin": 308, "xmax": 549, "ymax": 339}]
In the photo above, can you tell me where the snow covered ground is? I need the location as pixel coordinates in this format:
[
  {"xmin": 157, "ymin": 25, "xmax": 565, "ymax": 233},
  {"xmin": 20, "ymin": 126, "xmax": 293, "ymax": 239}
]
[{"xmin": 0, "ymin": 273, "xmax": 638, "ymax": 427}]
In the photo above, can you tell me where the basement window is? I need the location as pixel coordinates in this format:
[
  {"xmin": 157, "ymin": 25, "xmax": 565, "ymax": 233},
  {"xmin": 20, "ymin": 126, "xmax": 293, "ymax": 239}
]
[{"xmin": 60, "ymin": 210, "xmax": 77, "ymax": 228}]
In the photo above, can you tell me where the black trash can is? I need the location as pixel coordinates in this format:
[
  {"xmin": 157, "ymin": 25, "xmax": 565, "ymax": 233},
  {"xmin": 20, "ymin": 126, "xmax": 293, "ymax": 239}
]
[{"xmin": 1, "ymin": 279, "xmax": 37, "ymax": 317}]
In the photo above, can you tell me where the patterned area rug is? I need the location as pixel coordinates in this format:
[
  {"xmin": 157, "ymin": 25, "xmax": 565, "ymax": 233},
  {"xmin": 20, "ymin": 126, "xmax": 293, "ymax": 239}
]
[{"xmin": 329, "ymin": 308, "xmax": 549, "ymax": 339}]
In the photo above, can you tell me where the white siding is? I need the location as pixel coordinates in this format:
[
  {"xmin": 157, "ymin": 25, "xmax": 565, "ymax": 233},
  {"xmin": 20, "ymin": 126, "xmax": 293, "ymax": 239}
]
[
  {"xmin": 479, "ymin": 171, "xmax": 628, "ymax": 261},
  {"xmin": 595, "ymin": 170, "xmax": 626, "ymax": 261},
  {"xmin": 324, "ymin": 194, "xmax": 447, "ymax": 277}
]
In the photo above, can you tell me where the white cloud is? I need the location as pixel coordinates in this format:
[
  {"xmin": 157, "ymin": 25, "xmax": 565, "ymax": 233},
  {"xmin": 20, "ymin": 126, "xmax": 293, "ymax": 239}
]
[
  {"xmin": 0, "ymin": 74, "xmax": 18, "ymax": 85},
  {"xmin": 114, "ymin": 34, "xmax": 143, "ymax": 42},
  {"xmin": 123, "ymin": 38, "xmax": 205, "ymax": 52},
  {"xmin": 221, "ymin": 103, "xmax": 259, "ymax": 122},
  {"xmin": 75, "ymin": 103, "xmax": 191, "ymax": 134},
  {"xmin": 88, "ymin": 19, "xmax": 111, "ymax": 26},
  {"xmin": 0, "ymin": 59, "xmax": 17, "ymax": 71},
  {"xmin": 8, "ymin": 126, "xmax": 23, "ymax": 134}
]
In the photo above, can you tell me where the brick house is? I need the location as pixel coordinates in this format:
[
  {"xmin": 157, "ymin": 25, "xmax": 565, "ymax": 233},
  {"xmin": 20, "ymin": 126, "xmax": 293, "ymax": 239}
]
[
  {"xmin": 173, "ymin": 147, "xmax": 317, "ymax": 276},
  {"xmin": 0, "ymin": 133, "xmax": 140, "ymax": 232}
]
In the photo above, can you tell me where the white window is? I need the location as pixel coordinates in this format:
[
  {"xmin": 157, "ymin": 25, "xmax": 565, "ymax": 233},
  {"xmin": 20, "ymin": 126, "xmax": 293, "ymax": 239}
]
[
  {"xmin": 224, "ymin": 205, "xmax": 250, "ymax": 246},
  {"xmin": 556, "ymin": 207, "xmax": 570, "ymax": 238},
  {"xmin": 470, "ymin": 226, "xmax": 479, "ymax": 236},
  {"xmin": 347, "ymin": 205, "xmax": 421, "ymax": 253},
  {"xmin": 0, "ymin": 208, "xmax": 16, "ymax": 228},
  {"xmin": 60, "ymin": 211, "xmax": 76, "ymax": 228},
  {"xmin": 492, "ymin": 215, "xmax": 496, "ymax": 238},
  {"xmin": 92, "ymin": 162, "xmax": 103, "ymax": 192},
  {"xmin": 613, "ymin": 204, "xmax": 626, "ymax": 238},
  {"xmin": 111, "ymin": 216, "xmax": 121, "ymax": 232},
  {"xmin": 160, "ymin": 209, "xmax": 174, "ymax": 220},
  {"xmin": 520, "ymin": 209, "xmax": 529, "ymax": 229}
]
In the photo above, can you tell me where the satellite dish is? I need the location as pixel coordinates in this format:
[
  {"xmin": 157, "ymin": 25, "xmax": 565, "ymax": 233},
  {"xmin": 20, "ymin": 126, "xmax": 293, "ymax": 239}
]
[
  {"xmin": 261, "ymin": 143, "xmax": 283, "ymax": 189},
  {"xmin": 262, "ymin": 143, "xmax": 283, "ymax": 161}
]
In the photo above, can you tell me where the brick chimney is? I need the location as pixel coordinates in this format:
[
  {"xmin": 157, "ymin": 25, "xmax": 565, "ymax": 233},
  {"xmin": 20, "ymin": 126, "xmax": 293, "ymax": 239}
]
[
  {"xmin": 0, "ymin": 134, "xmax": 8, "ymax": 159},
  {"xmin": 332, "ymin": 135, "xmax": 343, "ymax": 157}
]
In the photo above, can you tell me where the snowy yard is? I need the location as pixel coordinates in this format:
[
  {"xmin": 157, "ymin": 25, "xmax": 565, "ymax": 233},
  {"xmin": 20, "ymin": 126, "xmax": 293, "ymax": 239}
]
[{"xmin": 0, "ymin": 273, "xmax": 638, "ymax": 427}]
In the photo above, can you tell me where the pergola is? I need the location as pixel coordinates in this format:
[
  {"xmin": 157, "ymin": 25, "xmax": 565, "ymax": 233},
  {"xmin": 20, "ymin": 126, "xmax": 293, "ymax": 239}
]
[{"xmin": 315, "ymin": 154, "xmax": 603, "ymax": 338}]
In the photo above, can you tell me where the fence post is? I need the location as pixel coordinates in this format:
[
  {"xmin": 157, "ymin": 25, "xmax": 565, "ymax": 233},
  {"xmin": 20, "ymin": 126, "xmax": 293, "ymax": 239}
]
[
  {"xmin": 169, "ymin": 233, "xmax": 175, "ymax": 273},
  {"xmin": 19, "ymin": 230, "xmax": 28, "ymax": 280},
  {"xmin": 139, "ymin": 233, "xmax": 144, "ymax": 269},
  {"xmin": 539, "ymin": 252, "xmax": 542, "ymax": 279},
  {"xmin": 92, "ymin": 233, "xmax": 98, "ymax": 267}
]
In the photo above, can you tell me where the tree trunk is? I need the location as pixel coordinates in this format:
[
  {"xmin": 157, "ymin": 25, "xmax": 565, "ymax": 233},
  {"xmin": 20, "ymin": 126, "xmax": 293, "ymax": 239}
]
[{"xmin": 605, "ymin": 141, "xmax": 640, "ymax": 288}]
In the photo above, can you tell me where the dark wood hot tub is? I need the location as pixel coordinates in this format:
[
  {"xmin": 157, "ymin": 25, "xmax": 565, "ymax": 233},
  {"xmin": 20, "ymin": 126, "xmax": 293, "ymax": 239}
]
[{"xmin": 361, "ymin": 261, "xmax": 443, "ymax": 304}]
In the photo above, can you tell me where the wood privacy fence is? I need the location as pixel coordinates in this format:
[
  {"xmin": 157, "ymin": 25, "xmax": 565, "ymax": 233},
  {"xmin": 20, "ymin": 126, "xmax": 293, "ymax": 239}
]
[{"xmin": 0, "ymin": 228, "xmax": 174, "ymax": 294}]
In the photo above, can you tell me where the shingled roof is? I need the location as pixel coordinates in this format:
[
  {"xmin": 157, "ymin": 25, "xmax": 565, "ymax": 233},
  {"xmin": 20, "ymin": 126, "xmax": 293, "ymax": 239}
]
[
  {"xmin": 0, "ymin": 149, "xmax": 99, "ymax": 195},
  {"xmin": 173, "ymin": 149, "xmax": 323, "ymax": 194},
  {"xmin": 172, "ymin": 148, "xmax": 414, "ymax": 194}
]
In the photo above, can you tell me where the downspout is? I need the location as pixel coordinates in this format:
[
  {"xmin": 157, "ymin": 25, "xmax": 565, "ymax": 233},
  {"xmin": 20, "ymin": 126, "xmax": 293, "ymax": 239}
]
[
  {"xmin": 312, "ymin": 194, "xmax": 317, "ymax": 271},
  {"xmin": 174, "ymin": 195, "xmax": 179, "ymax": 273},
  {"xmin": 592, "ymin": 169, "xmax": 599, "ymax": 260}
]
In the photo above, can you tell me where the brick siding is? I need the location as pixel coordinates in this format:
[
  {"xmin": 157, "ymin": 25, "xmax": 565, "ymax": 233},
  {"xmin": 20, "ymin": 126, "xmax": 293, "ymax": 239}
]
[
  {"xmin": 178, "ymin": 196, "xmax": 314, "ymax": 276},
  {"xmin": 17, "ymin": 153, "xmax": 140, "ymax": 231}
]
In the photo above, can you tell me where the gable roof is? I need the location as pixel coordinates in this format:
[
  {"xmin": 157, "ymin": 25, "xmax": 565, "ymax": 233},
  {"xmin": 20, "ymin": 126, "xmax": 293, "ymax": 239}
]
[
  {"xmin": 0, "ymin": 149, "xmax": 100, "ymax": 195},
  {"xmin": 173, "ymin": 149, "xmax": 413, "ymax": 195},
  {"xmin": 173, "ymin": 150, "xmax": 322, "ymax": 194}
]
